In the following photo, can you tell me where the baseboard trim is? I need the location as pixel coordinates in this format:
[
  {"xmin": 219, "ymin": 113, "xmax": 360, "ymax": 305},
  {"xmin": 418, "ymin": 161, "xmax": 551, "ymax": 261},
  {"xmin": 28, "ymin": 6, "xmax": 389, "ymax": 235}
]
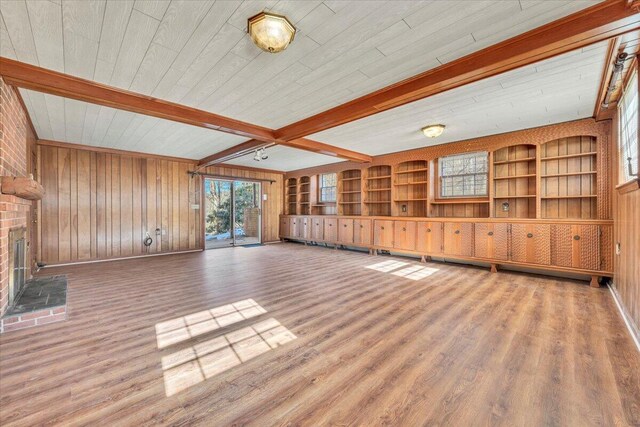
[
  {"xmin": 608, "ymin": 283, "xmax": 640, "ymax": 353},
  {"xmin": 41, "ymin": 249, "xmax": 204, "ymax": 268}
]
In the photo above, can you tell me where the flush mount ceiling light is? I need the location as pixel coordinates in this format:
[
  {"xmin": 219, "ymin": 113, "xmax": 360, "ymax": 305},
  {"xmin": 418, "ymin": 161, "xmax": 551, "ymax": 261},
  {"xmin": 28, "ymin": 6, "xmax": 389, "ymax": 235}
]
[
  {"xmin": 248, "ymin": 12, "xmax": 296, "ymax": 53},
  {"xmin": 421, "ymin": 124, "xmax": 445, "ymax": 138}
]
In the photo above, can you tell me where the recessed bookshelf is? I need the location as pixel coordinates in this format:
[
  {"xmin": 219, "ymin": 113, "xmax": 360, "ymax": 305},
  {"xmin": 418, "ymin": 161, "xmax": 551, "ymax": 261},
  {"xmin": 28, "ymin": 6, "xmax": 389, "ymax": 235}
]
[
  {"xmin": 492, "ymin": 144, "xmax": 537, "ymax": 218},
  {"xmin": 298, "ymin": 176, "xmax": 310, "ymax": 215},
  {"xmin": 339, "ymin": 169, "xmax": 362, "ymax": 216},
  {"xmin": 540, "ymin": 136, "xmax": 597, "ymax": 219},
  {"xmin": 285, "ymin": 177, "xmax": 297, "ymax": 215},
  {"xmin": 394, "ymin": 161, "xmax": 428, "ymax": 217},
  {"xmin": 365, "ymin": 165, "xmax": 392, "ymax": 216}
]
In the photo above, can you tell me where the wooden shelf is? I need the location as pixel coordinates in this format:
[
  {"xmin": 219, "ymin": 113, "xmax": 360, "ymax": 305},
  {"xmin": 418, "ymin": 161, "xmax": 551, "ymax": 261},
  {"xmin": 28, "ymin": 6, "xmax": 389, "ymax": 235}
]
[
  {"xmin": 287, "ymin": 185, "xmax": 297, "ymax": 188},
  {"xmin": 298, "ymin": 191, "xmax": 310, "ymax": 195},
  {"xmin": 366, "ymin": 175, "xmax": 392, "ymax": 180},
  {"xmin": 368, "ymin": 188, "xmax": 391, "ymax": 192},
  {"xmin": 394, "ymin": 168, "xmax": 428, "ymax": 174},
  {"xmin": 394, "ymin": 198, "xmax": 428, "ymax": 202},
  {"xmin": 394, "ymin": 181, "xmax": 428, "ymax": 186},
  {"xmin": 493, "ymin": 156, "xmax": 536, "ymax": 165},
  {"xmin": 341, "ymin": 177, "xmax": 361, "ymax": 182},
  {"xmin": 494, "ymin": 195, "xmax": 536, "ymax": 199},
  {"xmin": 364, "ymin": 201, "xmax": 391, "ymax": 204},
  {"xmin": 542, "ymin": 171, "xmax": 597, "ymax": 178},
  {"xmin": 542, "ymin": 152, "xmax": 597, "ymax": 161},
  {"xmin": 493, "ymin": 174, "xmax": 536, "ymax": 180},
  {"xmin": 300, "ymin": 202, "xmax": 310, "ymax": 205},
  {"xmin": 340, "ymin": 201, "xmax": 361, "ymax": 205},
  {"xmin": 541, "ymin": 195, "xmax": 597, "ymax": 199},
  {"xmin": 339, "ymin": 190, "xmax": 360, "ymax": 194}
]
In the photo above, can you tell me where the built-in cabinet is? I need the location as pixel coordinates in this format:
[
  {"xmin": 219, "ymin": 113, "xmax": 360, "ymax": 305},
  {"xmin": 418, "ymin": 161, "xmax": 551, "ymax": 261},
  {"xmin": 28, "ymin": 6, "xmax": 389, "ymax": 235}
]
[{"xmin": 279, "ymin": 215, "xmax": 612, "ymax": 284}]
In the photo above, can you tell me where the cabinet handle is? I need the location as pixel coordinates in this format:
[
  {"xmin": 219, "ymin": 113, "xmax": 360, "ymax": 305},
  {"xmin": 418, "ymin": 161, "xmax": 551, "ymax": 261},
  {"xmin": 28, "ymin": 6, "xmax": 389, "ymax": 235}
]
[
  {"xmin": 527, "ymin": 233, "xmax": 533, "ymax": 238},
  {"xmin": 426, "ymin": 228, "xmax": 431, "ymax": 233},
  {"xmin": 402, "ymin": 227, "xmax": 406, "ymax": 231},
  {"xmin": 343, "ymin": 224, "xmax": 347, "ymax": 228},
  {"xmin": 455, "ymin": 230, "xmax": 460, "ymax": 234},
  {"xmin": 381, "ymin": 226, "xmax": 385, "ymax": 230},
  {"xmin": 573, "ymin": 235, "xmax": 580, "ymax": 241},
  {"xmin": 488, "ymin": 231, "xmax": 494, "ymax": 236},
  {"xmin": 360, "ymin": 225, "xmax": 363, "ymax": 228},
  {"xmin": 329, "ymin": 223, "xmax": 332, "ymax": 227}
]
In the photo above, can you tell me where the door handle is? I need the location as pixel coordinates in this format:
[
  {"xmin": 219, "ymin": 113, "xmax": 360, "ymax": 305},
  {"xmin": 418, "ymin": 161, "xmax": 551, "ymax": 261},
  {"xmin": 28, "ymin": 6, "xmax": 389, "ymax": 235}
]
[
  {"xmin": 344, "ymin": 224, "xmax": 347, "ymax": 228},
  {"xmin": 527, "ymin": 233, "xmax": 533, "ymax": 238},
  {"xmin": 573, "ymin": 235, "xmax": 580, "ymax": 241},
  {"xmin": 488, "ymin": 231, "xmax": 494, "ymax": 236},
  {"xmin": 402, "ymin": 227, "xmax": 406, "ymax": 231},
  {"xmin": 455, "ymin": 230, "xmax": 460, "ymax": 234},
  {"xmin": 360, "ymin": 225, "xmax": 363, "ymax": 228},
  {"xmin": 426, "ymin": 228, "xmax": 431, "ymax": 233},
  {"xmin": 381, "ymin": 226, "xmax": 385, "ymax": 230}
]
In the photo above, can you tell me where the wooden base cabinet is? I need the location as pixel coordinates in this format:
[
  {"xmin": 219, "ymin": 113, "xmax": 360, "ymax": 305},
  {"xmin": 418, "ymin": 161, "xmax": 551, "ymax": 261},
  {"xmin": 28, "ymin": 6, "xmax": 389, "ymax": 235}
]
[
  {"xmin": 416, "ymin": 222, "xmax": 443, "ymax": 254},
  {"xmin": 393, "ymin": 221, "xmax": 416, "ymax": 251},
  {"xmin": 324, "ymin": 218, "xmax": 338, "ymax": 243},
  {"xmin": 550, "ymin": 224, "xmax": 600, "ymax": 271},
  {"xmin": 312, "ymin": 217, "xmax": 323, "ymax": 241},
  {"xmin": 474, "ymin": 223, "xmax": 509, "ymax": 260},
  {"xmin": 511, "ymin": 224, "xmax": 551, "ymax": 265},
  {"xmin": 443, "ymin": 222, "xmax": 473, "ymax": 257},
  {"xmin": 374, "ymin": 220, "xmax": 394, "ymax": 248},
  {"xmin": 338, "ymin": 218, "xmax": 354, "ymax": 244},
  {"xmin": 280, "ymin": 216, "xmax": 612, "ymax": 282},
  {"xmin": 353, "ymin": 219, "xmax": 372, "ymax": 246}
]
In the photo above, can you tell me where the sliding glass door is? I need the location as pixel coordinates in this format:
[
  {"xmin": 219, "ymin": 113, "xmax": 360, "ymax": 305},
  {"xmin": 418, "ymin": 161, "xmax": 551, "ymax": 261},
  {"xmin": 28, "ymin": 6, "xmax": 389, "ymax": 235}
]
[{"xmin": 204, "ymin": 178, "xmax": 261, "ymax": 249}]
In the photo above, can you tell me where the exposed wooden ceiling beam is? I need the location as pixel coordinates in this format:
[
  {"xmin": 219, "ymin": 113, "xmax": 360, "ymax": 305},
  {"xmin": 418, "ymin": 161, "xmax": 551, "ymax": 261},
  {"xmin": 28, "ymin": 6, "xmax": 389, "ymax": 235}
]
[
  {"xmin": 1, "ymin": 56, "xmax": 373, "ymax": 164},
  {"xmin": 274, "ymin": 0, "xmax": 640, "ymax": 141},
  {"xmin": 198, "ymin": 139, "xmax": 270, "ymax": 167},
  {"xmin": 0, "ymin": 57, "xmax": 275, "ymax": 142},
  {"xmin": 594, "ymin": 37, "xmax": 622, "ymax": 121}
]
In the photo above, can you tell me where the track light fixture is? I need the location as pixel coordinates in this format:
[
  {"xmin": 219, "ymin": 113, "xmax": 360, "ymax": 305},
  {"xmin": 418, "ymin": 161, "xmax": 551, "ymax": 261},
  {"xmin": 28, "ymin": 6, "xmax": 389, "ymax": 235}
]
[{"xmin": 254, "ymin": 147, "xmax": 269, "ymax": 162}]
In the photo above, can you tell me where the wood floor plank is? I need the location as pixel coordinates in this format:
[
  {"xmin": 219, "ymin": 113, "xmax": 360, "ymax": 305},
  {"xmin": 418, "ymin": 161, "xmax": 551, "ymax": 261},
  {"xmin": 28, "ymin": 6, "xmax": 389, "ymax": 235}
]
[{"xmin": 0, "ymin": 243, "xmax": 638, "ymax": 426}]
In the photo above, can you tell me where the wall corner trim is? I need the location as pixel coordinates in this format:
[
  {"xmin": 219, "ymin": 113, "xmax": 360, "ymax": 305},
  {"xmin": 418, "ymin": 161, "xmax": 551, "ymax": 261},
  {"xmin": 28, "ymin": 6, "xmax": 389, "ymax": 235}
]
[{"xmin": 608, "ymin": 283, "xmax": 640, "ymax": 353}]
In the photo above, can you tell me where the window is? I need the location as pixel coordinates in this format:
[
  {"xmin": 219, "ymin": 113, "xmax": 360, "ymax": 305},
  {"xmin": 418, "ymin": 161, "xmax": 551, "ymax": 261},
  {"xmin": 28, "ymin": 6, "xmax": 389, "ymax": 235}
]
[
  {"xmin": 439, "ymin": 152, "xmax": 488, "ymax": 197},
  {"xmin": 319, "ymin": 173, "xmax": 336, "ymax": 202},
  {"xmin": 619, "ymin": 68, "xmax": 638, "ymax": 184}
]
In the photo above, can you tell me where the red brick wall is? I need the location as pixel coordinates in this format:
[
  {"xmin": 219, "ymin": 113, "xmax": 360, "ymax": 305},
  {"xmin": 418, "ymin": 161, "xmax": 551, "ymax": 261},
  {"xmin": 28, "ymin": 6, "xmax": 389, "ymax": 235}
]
[{"xmin": 0, "ymin": 78, "xmax": 36, "ymax": 316}]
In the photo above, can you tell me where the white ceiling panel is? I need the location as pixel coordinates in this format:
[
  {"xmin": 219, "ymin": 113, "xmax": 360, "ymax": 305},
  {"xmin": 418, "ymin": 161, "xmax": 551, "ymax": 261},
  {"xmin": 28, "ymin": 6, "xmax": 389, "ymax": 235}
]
[
  {"xmin": 20, "ymin": 89, "xmax": 247, "ymax": 160},
  {"xmin": 1, "ymin": 0, "xmax": 603, "ymax": 130},
  {"xmin": 308, "ymin": 42, "xmax": 608, "ymax": 157}
]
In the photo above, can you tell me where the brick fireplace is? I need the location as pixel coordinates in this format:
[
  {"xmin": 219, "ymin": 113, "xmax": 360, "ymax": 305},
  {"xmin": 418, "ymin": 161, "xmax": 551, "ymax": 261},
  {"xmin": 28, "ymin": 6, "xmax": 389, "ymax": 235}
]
[{"xmin": 0, "ymin": 78, "xmax": 36, "ymax": 316}]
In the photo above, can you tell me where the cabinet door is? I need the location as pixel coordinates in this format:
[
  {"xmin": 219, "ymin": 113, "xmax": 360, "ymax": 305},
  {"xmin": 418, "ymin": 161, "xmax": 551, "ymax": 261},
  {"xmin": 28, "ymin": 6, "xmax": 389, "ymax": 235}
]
[
  {"xmin": 443, "ymin": 222, "xmax": 473, "ymax": 257},
  {"xmin": 416, "ymin": 222, "xmax": 443, "ymax": 254},
  {"xmin": 393, "ymin": 221, "xmax": 416, "ymax": 251},
  {"xmin": 353, "ymin": 219, "xmax": 372, "ymax": 246},
  {"xmin": 474, "ymin": 223, "xmax": 509, "ymax": 260},
  {"xmin": 324, "ymin": 218, "xmax": 337, "ymax": 242},
  {"xmin": 280, "ymin": 217, "xmax": 289, "ymax": 238},
  {"xmin": 551, "ymin": 224, "xmax": 600, "ymax": 270},
  {"xmin": 311, "ymin": 217, "xmax": 323, "ymax": 241},
  {"xmin": 373, "ymin": 220, "xmax": 394, "ymax": 248},
  {"xmin": 289, "ymin": 217, "xmax": 299, "ymax": 238},
  {"xmin": 300, "ymin": 216, "xmax": 311, "ymax": 240},
  {"xmin": 510, "ymin": 223, "xmax": 551, "ymax": 265},
  {"xmin": 338, "ymin": 219, "xmax": 354, "ymax": 244}
]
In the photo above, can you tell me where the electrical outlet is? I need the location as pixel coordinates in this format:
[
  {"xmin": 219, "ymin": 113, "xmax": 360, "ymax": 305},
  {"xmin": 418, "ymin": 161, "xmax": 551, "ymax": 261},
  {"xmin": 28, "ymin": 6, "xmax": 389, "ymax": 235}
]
[
  {"xmin": 402, "ymin": 204, "xmax": 407, "ymax": 212},
  {"xmin": 263, "ymin": 194, "xmax": 268, "ymax": 201}
]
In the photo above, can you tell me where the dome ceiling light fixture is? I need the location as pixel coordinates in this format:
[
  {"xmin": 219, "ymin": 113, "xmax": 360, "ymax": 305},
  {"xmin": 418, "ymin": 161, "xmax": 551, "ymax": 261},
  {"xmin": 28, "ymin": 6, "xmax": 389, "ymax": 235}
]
[
  {"xmin": 248, "ymin": 12, "xmax": 296, "ymax": 53},
  {"xmin": 421, "ymin": 124, "xmax": 446, "ymax": 138}
]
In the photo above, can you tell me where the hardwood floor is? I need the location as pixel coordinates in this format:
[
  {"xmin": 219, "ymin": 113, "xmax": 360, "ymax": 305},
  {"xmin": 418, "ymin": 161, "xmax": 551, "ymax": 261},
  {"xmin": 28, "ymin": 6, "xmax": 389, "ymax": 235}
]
[{"xmin": 0, "ymin": 243, "xmax": 638, "ymax": 426}]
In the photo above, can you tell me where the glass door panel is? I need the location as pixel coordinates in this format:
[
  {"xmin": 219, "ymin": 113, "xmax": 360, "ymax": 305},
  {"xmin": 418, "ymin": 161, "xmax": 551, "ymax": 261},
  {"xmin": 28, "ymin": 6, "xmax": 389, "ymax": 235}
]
[
  {"xmin": 233, "ymin": 181, "xmax": 261, "ymax": 246},
  {"xmin": 204, "ymin": 179, "xmax": 233, "ymax": 249}
]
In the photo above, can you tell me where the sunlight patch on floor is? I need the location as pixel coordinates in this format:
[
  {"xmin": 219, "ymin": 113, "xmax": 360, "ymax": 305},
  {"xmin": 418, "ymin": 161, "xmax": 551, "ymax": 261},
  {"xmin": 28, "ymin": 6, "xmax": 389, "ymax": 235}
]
[
  {"xmin": 365, "ymin": 260, "xmax": 439, "ymax": 281},
  {"xmin": 161, "ymin": 318, "xmax": 297, "ymax": 397},
  {"xmin": 155, "ymin": 299, "xmax": 267, "ymax": 349}
]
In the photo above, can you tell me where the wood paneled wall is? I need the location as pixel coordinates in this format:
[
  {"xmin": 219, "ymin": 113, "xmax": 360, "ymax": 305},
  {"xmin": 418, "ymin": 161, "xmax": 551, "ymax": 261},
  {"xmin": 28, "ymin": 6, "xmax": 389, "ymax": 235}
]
[
  {"xmin": 611, "ymin": 107, "xmax": 640, "ymax": 341},
  {"xmin": 37, "ymin": 143, "xmax": 283, "ymax": 265}
]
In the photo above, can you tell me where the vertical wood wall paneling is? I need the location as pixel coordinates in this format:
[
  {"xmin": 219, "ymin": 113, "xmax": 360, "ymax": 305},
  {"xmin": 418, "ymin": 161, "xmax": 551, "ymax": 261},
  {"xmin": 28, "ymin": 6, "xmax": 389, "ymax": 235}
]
[{"xmin": 37, "ymin": 143, "xmax": 283, "ymax": 264}]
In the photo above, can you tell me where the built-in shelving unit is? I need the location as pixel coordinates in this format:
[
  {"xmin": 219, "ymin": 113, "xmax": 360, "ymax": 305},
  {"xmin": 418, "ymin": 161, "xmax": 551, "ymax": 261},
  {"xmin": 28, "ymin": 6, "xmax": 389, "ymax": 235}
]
[
  {"xmin": 394, "ymin": 161, "xmax": 428, "ymax": 217},
  {"xmin": 365, "ymin": 165, "xmax": 392, "ymax": 216},
  {"xmin": 286, "ymin": 177, "xmax": 297, "ymax": 215},
  {"xmin": 338, "ymin": 169, "xmax": 362, "ymax": 216},
  {"xmin": 298, "ymin": 176, "xmax": 310, "ymax": 215},
  {"xmin": 492, "ymin": 144, "xmax": 537, "ymax": 218},
  {"xmin": 540, "ymin": 136, "xmax": 597, "ymax": 219}
]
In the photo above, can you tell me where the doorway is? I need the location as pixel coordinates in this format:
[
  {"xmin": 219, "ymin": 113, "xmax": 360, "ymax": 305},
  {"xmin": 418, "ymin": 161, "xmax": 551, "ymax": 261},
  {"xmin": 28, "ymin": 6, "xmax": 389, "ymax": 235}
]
[{"xmin": 204, "ymin": 178, "xmax": 262, "ymax": 249}]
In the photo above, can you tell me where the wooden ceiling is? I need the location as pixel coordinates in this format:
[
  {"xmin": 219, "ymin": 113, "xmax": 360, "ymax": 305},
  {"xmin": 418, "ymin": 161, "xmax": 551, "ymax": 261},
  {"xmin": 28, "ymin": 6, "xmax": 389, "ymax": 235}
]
[{"xmin": 1, "ymin": 0, "xmax": 637, "ymax": 170}]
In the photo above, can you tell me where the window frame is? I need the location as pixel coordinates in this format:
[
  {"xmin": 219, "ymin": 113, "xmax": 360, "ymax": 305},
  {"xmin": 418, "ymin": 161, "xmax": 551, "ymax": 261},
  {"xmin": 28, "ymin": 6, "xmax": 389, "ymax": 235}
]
[
  {"xmin": 437, "ymin": 152, "xmax": 489, "ymax": 199},
  {"xmin": 617, "ymin": 64, "xmax": 639, "ymax": 190},
  {"xmin": 319, "ymin": 173, "xmax": 337, "ymax": 203}
]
